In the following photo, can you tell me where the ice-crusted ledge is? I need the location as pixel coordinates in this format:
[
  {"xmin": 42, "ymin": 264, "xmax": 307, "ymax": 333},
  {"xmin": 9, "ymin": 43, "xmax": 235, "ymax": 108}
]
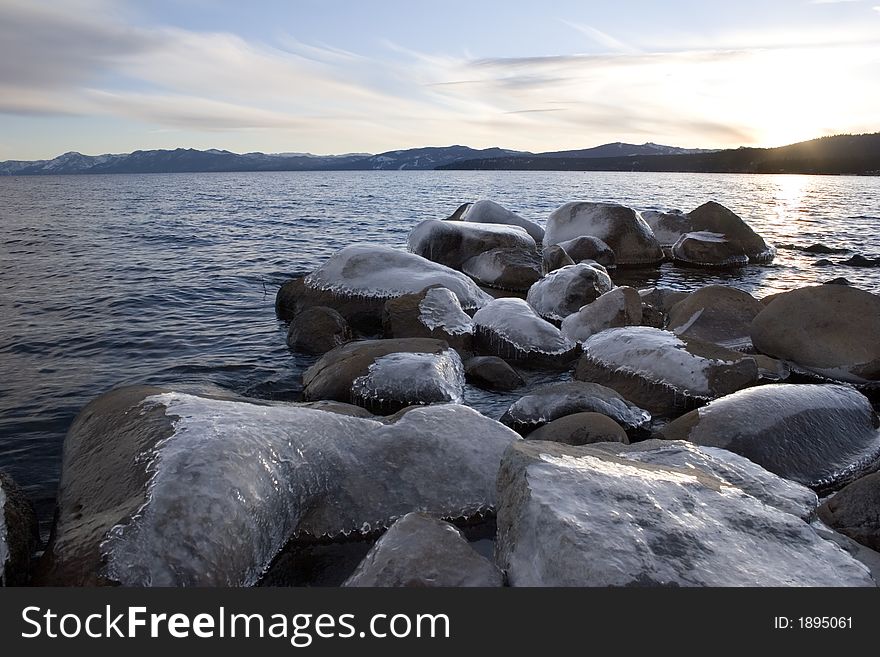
[{"xmin": 418, "ymin": 287, "xmax": 474, "ymax": 335}]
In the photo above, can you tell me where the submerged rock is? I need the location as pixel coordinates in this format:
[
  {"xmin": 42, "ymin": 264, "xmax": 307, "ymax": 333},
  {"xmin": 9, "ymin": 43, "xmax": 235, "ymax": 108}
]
[
  {"xmin": 818, "ymin": 472, "xmax": 880, "ymax": 552},
  {"xmin": 641, "ymin": 209, "xmax": 691, "ymax": 246},
  {"xmin": 40, "ymin": 387, "xmax": 519, "ymax": 586},
  {"xmin": 526, "ymin": 412, "xmax": 629, "ymax": 446},
  {"xmin": 464, "ymin": 356, "xmax": 524, "ymax": 392},
  {"xmin": 685, "ymin": 201, "xmax": 776, "ymax": 264},
  {"xmin": 343, "ymin": 513, "xmax": 503, "ymax": 587},
  {"xmin": 408, "ymin": 219, "xmax": 535, "ymax": 270},
  {"xmin": 1, "ymin": 472, "xmax": 39, "ymax": 586},
  {"xmin": 658, "ymin": 383, "xmax": 880, "ymax": 492},
  {"xmin": 472, "ymin": 298, "xmax": 578, "ymax": 369},
  {"xmin": 450, "ymin": 199, "xmax": 545, "ymax": 243},
  {"xmin": 560, "ymin": 286, "xmax": 642, "ymax": 344},
  {"xmin": 383, "ymin": 286, "xmax": 473, "ymax": 352},
  {"xmin": 525, "ymin": 263, "xmax": 613, "ymax": 322},
  {"xmin": 461, "ymin": 247, "xmax": 542, "ymax": 292},
  {"xmin": 554, "ymin": 235, "xmax": 616, "ymax": 269},
  {"xmin": 499, "ymin": 381, "xmax": 651, "ymax": 435},
  {"xmin": 574, "ymin": 327, "xmax": 759, "ymax": 416},
  {"xmin": 544, "ymin": 202, "xmax": 663, "ymax": 267},
  {"xmin": 672, "ymin": 231, "xmax": 749, "ymax": 268},
  {"xmin": 541, "ymin": 244, "xmax": 575, "ymax": 274},
  {"xmin": 495, "ymin": 440, "xmax": 873, "ymax": 586},
  {"xmin": 287, "ymin": 306, "xmax": 353, "ymax": 355},
  {"xmin": 750, "ymin": 284, "xmax": 880, "ymax": 383},
  {"xmin": 667, "ymin": 285, "xmax": 764, "ymax": 350},
  {"xmin": 842, "ymin": 254, "xmax": 880, "ymax": 268}
]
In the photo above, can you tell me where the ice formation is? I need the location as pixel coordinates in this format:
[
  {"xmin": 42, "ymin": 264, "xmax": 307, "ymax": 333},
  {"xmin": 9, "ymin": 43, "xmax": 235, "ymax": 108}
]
[
  {"xmin": 472, "ymin": 298, "xmax": 576, "ymax": 363},
  {"xmin": 407, "ymin": 219, "xmax": 535, "ymax": 269},
  {"xmin": 640, "ymin": 209, "xmax": 690, "ymax": 246},
  {"xmin": 417, "ymin": 287, "xmax": 474, "ymax": 335},
  {"xmin": 526, "ymin": 263, "xmax": 613, "ymax": 321},
  {"xmin": 672, "ymin": 231, "xmax": 749, "ymax": 268},
  {"xmin": 457, "ymin": 199, "xmax": 545, "ymax": 243}
]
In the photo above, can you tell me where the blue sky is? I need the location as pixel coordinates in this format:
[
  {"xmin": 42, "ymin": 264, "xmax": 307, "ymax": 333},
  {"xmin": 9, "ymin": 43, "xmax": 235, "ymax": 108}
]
[{"xmin": 1, "ymin": 0, "xmax": 879, "ymax": 159}]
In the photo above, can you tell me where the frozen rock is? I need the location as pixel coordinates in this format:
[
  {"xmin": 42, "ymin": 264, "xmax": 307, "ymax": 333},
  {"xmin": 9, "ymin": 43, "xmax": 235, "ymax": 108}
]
[
  {"xmin": 464, "ymin": 356, "xmax": 524, "ymax": 392},
  {"xmin": 350, "ymin": 350, "xmax": 465, "ymax": 414},
  {"xmin": 560, "ymin": 286, "xmax": 642, "ymax": 344},
  {"xmin": 526, "ymin": 263, "xmax": 613, "ymax": 322},
  {"xmin": 658, "ymin": 383, "xmax": 880, "ymax": 492},
  {"xmin": 544, "ymin": 202, "xmax": 663, "ymax": 267},
  {"xmin": 554, "ymin": 235, "xmax": 616, "ymax": 269},
  {"xmin": 751, "ymin": 284, "xmax": 880, "ymax": 383},
  {"xmin": 495, "ymin": 440, "xmax": 874, "ymax": 586},
  {"xmin": 408, "ymin": 219, "xmax": 536, "ymax": 270},
  {"xmin": 383, "ymin": 286, "xmax": 473, "ymax": 352},
  {"xmin": 472, "ymin": 298, "xmax": 578, "ymax": 369},
  {"xmin": 526, "ymin": 412, "xmax": 629, "ymax": 446},
  {"xmin": 667, "ymin": 285, "xmax": 764, "ymax": 350},
  {"xmin": 303, "ymin": 338, "xmax": 451, "ymax": 404},
  {"xmin": 641, "ymin": 209, "xmax": 690, "ymax": 246},
  {"xmin": 343, "ymin": 512, "xmax": 503, "ymax": 587},
  {"xmin": 40, "ymin": 386, "xmax": 520, "ymax": 586},
  {"xmin": 287, "ymin": 306, "xmax": 352, "ymax": 355},
  {"xmin": 461, "ymin": 247, "xmax": 542, "ymax": 292},
  {"xmin": 0, "ymin": 472, "xmax": 38, "ymax": 586},
  {"xmin": 638, "ymin": 286, "xmax": 689, "ymax": 328},
  {"xmin": 541, "ymin": 244, "xmax": 575, "ymax": 274},
  {"xmin": 672, "ymin": 231, "xmax": 749, "ymax": 268},
  {"xmin": 499, "ymin": 381, "xmax": 651, "ymax": 436},
  {"xmin": 819, "ymin": 471, "xmax": 880, "ymax": 551},
  {"xmin": 450, "ymin": 199, "xmax": 545, "ymax": 243},
  {"xmin": 574, "ymin": 327, "xmax": 759, "ymax": 416},
  {"xmin": 685, "ymin": 201, "xmax": 776, "ymax": 264}
]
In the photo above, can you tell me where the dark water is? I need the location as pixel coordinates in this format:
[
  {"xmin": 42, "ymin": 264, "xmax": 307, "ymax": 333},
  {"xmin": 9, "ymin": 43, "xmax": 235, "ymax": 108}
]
[{"xmin": 2, "ymin": 170, "xmax": 879, "ymax": 530}]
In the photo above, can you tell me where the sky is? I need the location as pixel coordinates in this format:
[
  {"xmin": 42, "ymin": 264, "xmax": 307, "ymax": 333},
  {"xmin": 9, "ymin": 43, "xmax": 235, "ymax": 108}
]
[{"xmin": 1, "ymin": 0, "xmax": 879, "ymax": 160}]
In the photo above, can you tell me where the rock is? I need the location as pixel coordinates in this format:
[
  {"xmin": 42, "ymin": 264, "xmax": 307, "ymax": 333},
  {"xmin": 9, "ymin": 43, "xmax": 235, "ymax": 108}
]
[
  {"xmin": 461, "ymin": 247, "xmax": 542, "ymax": 292},
  {"xmin": 277, "ymin": 245, "xmax": 492, "ymax": 333},
  {"xmin": 472, "ymin": 298, "xmax": 578, "ymax": 369},
  {"xmin": 464, "ymin": 356, "xmax": 524, "ymax": 392},
  {"xmin": 302, "ymin": 338, "xmax": 451, "ymax": 403},
  {"xmin": 750, "ymin": 284, "xmax": 880, "ymax": 383},
  {"xmin": 499, "ymin": 381, "xmax": 651, "ymax": 435},
  {"xmin": 407, "ymin": 219, "xmax": 536, "ymax": 270},
  {"xmin": 842, "ymin": 254, "xmax": 880, "ymax": 267},
  {"xmin": 819, "ymin": 472, "xmax": 880, "ymax": 552},
  {"xmin": 39, "ymin": 386, "xmax": 519, "ymax": 586},
  {"xmin": 574, "ymin": 327, "xmax": 759, "ymax": 416},
  {"xmin": 753, "ymin": 355, "xmax": 791, "ymax": 382},
  {"xmin": 804, "ymin": 243, "xmax": 850, "ymax": 255},
  {"xmin": 825, "ymin": 277, "xmax": 853, "ymax": 286},
  {"xmin": 685, "ymin": 201, "xmax": 776, "ymax": 264},
  {"xmin": 544, "ymin": 201, "xmax": 663, "ymax": 267},
  {"xmin": 526, "ymin": 412, "xmax": 629, "ymax": 446},
  {"xmin": 666, "ymin": 285, "xmax": 764, "ymax": 350},
  {"xmin": 0, "ymin": 472, "xmax": 39, "ymax": 586},
  {"xmin": 525, "ymin": 263, "xmax": 613, "ymax": 322},
  {"xmin": 451, "ymin": 199, "xmax": 545, "ymax": 243},
  {"xmin": 554, "ymin": 235, "xmax": 616, "ymax": 269},
  {"xmin": 638, "ymin": 287, "xmax": 689, "ymax": 328},
  {"xmin": 541, "ymin": 244, "xmax": 575, "ymax": 274},
  {"xmin": 295, "ymin": 400, "xmax": 376, "ymax": 419},
  {"xmin": 342, "ymin": 513, "xmax": 503, "ymax": 587},
  {"xmin": 286, "ymin": 306, "xmax": 352, "ymax": 355},
  {"xmin": 350, "ymin": 349, "xmax": 465, "ymax": 414},
  {"xmin": 657, "ymin": 383, "xmax": 880, "ymax": 492},
  {"xmin": 640, "ymin": 209, "xmax": 691, "ymax": 246},
  {"xmin": 672, "ymin": 231, "xmax": 749, "ymax": 268},
  {"xmin": 383, "ymin": 286, "xmax": 473, "ymax": 352},
  {"xmin": 813, "ymin": 258, "xmax": 833, "ymax": 267},
  {"xmin": 560, "ymin": 286, "xmax": 642, "ymax": 344},
  {"xmin": 495, "ymin": 440, "xmax": 874, "ymax": 586}
]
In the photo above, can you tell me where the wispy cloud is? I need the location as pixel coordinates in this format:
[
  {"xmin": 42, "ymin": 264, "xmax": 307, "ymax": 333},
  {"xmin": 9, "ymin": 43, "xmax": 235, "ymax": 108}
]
[
  {"xmin": 560, "ymin": 20, "xmax": 639, "ymax": 54},
  {"xmin": 810, "ymin": 0, "xmax": 862, "ymax": 4}
]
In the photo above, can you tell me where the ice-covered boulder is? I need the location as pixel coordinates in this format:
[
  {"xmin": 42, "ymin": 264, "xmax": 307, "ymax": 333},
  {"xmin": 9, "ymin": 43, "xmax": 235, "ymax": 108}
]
[
  {"xmin": 658, "ymin": 383, "xmax": 880, "ymax": 492},
  {"xmin": 544, "ymin": 202, "xmax": 663, "ymax": 267},
  {"xmin": 449, "ymin": 199, "xmax": 545, "ymax": 243},
  {"xmin": 525, "ymin": 263, "xmax": 613, "ymax": 322},
  {"xmin": 408, "ymin": 219, "xmax": 536, "ymax": 270},
  {"xmin": 472, "ymin": 298, "xmax": 578, "ymax": 369},
  {"xmin": 525, "ymin": 412, "xmax": 629, "ymax": 446},
  {"xmin": 750, "ymin": 284, "xmax": 880, "ymax": 383},
  {"xmin": 495, "ymin": 440, "xmax": 874, "ymax": 586},
  {"xmin": 287, "ymin": 306, "xmax": 352, "ymax": 355},
  {"xmin": 39, "ymin": 386, "xmax": 520, "ymax": 586},
  {"xmin": 818, "ymin": 472, "xmax": 880, "ymax": 552},
  {"xmin": 560, "ymin": 286, "xmax": 642, "ymax": 344},
  {"xmin": 499, "ymin": 381, "xmax": 651, "ymax": 436},
  {"xmin": 554, "ymin": 235, "xmax": 616, "ymax": 269},
  {"xmin": 574, "ymin": 327, "xmax": 759, "ymax": 416},
  {"xmin": 685, "ymin": 201, "xmax": 776, "ymax": 264},
  {"xmin": 277, "ymin": 245, "xmax": 492, "ymax": 333},
  {"xmin": 541, "ymin": 244, "xmax": 575, "ymax": 274},
  {"xmin": 343, "ymin": 513, "xmax": 503, "ymax": 587},
  {"xmin": 464, "ymin": 356, "xmax": 523, "ymax": 392},
  {"xmin": 667, "ymin": 285, "xmax": 764, "ymax": 350},
  {"xmin": 383, "ymin": 286, "xmax": 473, "ymax": 352},
  {"xmin": 672, "ymin": 231, "xmax": 749, "ymax": 268},
  {"xmin": 641, "ymin": 210, "xmax": 690, "ymax": 246},
  {"xmin": 1, "ymin": 472, "xmax": 39, "ymax": 586},
  {"xmin": 461, "ymin": 247, "xmax": 542, "ymax": 292}
]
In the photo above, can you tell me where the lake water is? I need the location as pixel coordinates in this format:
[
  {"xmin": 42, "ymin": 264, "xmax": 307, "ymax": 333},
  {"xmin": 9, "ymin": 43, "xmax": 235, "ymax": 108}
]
[{"xmin": 2, "ymin": 170, "xmax": 879, "ymax": 531}]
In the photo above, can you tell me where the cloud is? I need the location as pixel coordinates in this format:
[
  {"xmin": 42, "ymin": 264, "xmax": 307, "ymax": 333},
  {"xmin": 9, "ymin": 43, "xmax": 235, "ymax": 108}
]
[
  {"xmin": 560, "ymin": 20, "xmax": 639, "ymax": 54},
  {"xmin": 809, "ymin": 0, "xmax": 862, "ymax": 4}
]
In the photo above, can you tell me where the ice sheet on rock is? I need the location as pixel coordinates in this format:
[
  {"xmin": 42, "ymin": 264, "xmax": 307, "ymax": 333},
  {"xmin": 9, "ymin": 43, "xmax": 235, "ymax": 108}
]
[
  {"xmin": 304, "ymin": 244, "xmax": 492, "ymax": 310},
  {"xmin": 460, "ymin": 200, "xmax": 545, "ymax": 243},
  {"xmin": 641, "ymin": 210, "xmax": 690, "ymax": 246},
  {"xmin": 101, "ymin": 393, "xmax": 518, "ymax": 586},
  {"xmin": 0, "ymin": 484, "xmax": 7, "ymax": 584},
  {"xmin": 351, "ymin": 350, "xmax": 465, "ymax": 411},
  {"xmin": 473, "ymin": 298, "xmax": 575, "ymax": 356},
  {"xmin": 526, "ymin": 263, "xmax": 613, "ymax": 321},
  {"xmin": 418, "ymin": 287, "xmax": 474, "ymax": 335}
]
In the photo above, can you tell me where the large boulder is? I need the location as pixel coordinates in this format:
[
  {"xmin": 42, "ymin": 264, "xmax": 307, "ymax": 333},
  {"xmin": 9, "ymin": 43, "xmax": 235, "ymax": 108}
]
[
  {"xmin": 383, "ymin": 286, "xmax": 473, "ymax": 352},
  {"xmin": 495, "ymin": 440, "xmax": 874, "ymax": 586},
  {"xmin": 818, "ymin": 472, "xmax": 880, "ymax": 552},
  {"xmin": 544, "ymin": 202, "xmax": 663, "ymax": 267},
  {"xmin": 560, "ymin": 286, "xmax": 642, "ymax": 344},
  {"xmin": 641, "ymin": 210, "xmax": 690, "ymax": 246},
  {"xmin": 525, "ymin": 263, "xmax": 613, "ymax": 322},
  {"xmin": 554, "ymin": 235, "xmax": 616, "ymax": 269},
  {"xmin": 525, "ymin": 412, "xmax": 629, "ymax": 446},
  {"xmin": 461, "ymin": 247, "xmax": 542, "ymax": 292},
  {"xmin": 286, "ymin": 306, "xmax": 352, "ymax": 355},
  {"xmin": 672, "ymin": 231, "xmax": 749, "ymax": 268},
  {"xmin": 0, "ymin": 472, "xmax": 39, "ymax": 586},
  {"xmin": 464, "ymin": 356, "xmax": 524, "ymax": 392},
  {"xmin": 658, "ymin": 383, "xmax": 880, "ymax": 492},
  {"xmin": 685, "ymin": 201, "xmax": 776, "ymax": 264},
  {"xmin": 343, "ymin": 513, "xmax": 503, "ymax": 587},
  {"xmin": 750, "ymin": 284, "xmax": 880, "ymax": 383},
  {"xmin": 541, "ymin": 244, "xmax": 575, "ymax": 274},
  {"xmin": 667, "ymin": 285, "xmax": 764, "ymax": 350},
  {"xmin": 276, "ymin": 245, "xmax": 492, "ymax": 333},
  {"xmin": 450, "ymin": 199, "xmax": 545, "ymax": 243},
  {"xmin": 472, "ymin": 298, "xmax": 578, "ymax": 369},
  {"xmin": 407, "ymin": 219, "xmax": 536, "ymax": 270},
  {"xmin": 39, "ymin": 387, "xmax": 520, "ymax": 586},
  {"xmin": 574, "ymin": 327, "xmax": 759, "ymax": 416},
  {"xmin": 499, "ymin": 381, "xmax": 651, "ymax": 436}
]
